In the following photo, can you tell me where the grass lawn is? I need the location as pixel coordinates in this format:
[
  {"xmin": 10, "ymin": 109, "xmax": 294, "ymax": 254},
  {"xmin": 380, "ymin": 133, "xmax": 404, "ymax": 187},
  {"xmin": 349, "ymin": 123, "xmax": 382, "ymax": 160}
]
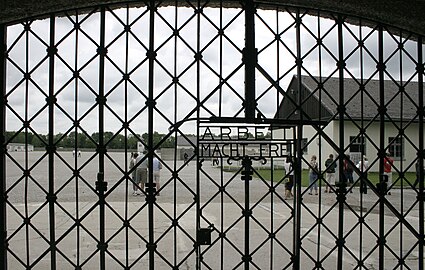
[{"xmin": 223, "ymin": 166, "xmax": 417, "ymax": 188}]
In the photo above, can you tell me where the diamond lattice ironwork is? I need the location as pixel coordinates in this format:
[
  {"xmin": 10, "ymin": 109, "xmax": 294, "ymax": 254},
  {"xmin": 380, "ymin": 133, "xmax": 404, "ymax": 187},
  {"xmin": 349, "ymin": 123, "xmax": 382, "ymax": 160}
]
[{"xmin": 0, "ymin": 1, "xmax": 424, "ymax": 269}]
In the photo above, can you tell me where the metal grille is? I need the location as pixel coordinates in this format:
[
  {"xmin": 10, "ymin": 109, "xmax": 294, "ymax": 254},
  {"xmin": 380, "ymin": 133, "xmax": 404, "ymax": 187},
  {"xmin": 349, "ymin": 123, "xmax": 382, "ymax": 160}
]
[{"xmin": 0, "ymin": 1, "xmax": 424, "ymax": 269}]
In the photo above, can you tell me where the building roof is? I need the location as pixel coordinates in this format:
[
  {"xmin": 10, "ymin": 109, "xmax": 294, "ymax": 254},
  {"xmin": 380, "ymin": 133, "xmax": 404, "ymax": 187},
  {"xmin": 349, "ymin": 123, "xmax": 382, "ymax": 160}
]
[{"xmin": 275, "ymin": 75, "xmax": 422, "ymax": 123}]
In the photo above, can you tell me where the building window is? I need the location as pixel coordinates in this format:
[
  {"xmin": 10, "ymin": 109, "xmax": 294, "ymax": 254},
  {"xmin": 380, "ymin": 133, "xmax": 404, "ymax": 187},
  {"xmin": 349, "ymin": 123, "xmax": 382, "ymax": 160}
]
[
  {"xmin": 388, "ymin": 137, "xmax": 404, "ymax": 159},
  {"xmin": 349, "ymin": 136, "xmax": 366, "ymax": 153}
]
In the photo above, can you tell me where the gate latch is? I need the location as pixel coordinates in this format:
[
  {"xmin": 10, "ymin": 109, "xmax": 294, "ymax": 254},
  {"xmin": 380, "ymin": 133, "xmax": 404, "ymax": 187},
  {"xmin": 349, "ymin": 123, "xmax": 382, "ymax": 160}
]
[{"xmin": 198, "ymin": 224, "xmax": 214, "ymax": 245}]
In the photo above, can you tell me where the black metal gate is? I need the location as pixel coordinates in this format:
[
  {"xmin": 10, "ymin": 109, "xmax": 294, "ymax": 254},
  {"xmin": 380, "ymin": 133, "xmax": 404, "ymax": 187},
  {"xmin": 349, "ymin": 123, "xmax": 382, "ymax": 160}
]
[
  {"xmin": 197, "ymin": 122, "xmax": 297, "ymax": 269},
  {"xmin": 1, "ymin": 1, "xmax": 424, "ymax": 269}
]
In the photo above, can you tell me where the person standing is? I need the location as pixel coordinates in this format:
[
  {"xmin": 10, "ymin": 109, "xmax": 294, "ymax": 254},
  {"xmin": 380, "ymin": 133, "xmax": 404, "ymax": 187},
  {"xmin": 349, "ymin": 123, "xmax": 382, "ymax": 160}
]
[
  {"xmin": 283, "ymin": 156, "xmax": 294, "ymax": 199},
  {"xmin": 325, "ymin": 154, "xmax": 336, "ymax": 193},
  {"xmin": 383, "ymin": 152, "xmax": 393, "ymax": 195},
  {"xmin": 343, "ymin": 154, "xmax": 355, "ymax": 193},
  {"xmin": 183, "ymin": 152, "xmax": 189, "ymax": 166},
  {"xmin": 135, "ymin": 151, "xmax": 148, "ymax": 195},
  {"xmin": 414, "ymin": 160, "xmax": 424, "ymax": 188},
  {"xmin": 152, "ymin": 155, "xmax": 162, "ymax": 195},
  {"xmin": 130, "ymin": 152, "xmax": 139, "ymax": 196},
  {"xmin": 357, "ymin": 155, "xmax": 369, "ymax": 194},
  {"xmin": 309, "ymin": 155, "xmax": 319, "ymax": 195}
]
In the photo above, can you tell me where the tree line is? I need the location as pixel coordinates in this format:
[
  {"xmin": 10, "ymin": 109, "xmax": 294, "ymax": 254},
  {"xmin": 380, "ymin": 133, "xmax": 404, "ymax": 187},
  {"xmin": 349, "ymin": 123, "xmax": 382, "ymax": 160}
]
[{"xmin": 5, "ymin": 131, "xmax": 175, "ymax": 149}]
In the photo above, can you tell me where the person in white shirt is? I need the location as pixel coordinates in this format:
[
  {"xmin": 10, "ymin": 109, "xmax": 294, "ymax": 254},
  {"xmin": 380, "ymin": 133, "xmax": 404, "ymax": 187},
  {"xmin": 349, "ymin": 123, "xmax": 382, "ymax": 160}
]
[
  {"xmin": 130, "ymin": 152, "xmax": 139, "ymax": 196},
  {"xmin": 357, "ymin": 155, "xmax": 369, "ymax": 194},
  {"xmin": 152, "ymin": 156, "xmax": 162, "ymax": 195}
]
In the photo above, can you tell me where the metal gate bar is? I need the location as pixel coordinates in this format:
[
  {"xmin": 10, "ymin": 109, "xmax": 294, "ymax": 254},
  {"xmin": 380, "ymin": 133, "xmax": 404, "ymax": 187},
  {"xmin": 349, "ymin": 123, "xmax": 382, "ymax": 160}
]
[
  {"xmin": 0, "ymin": 22, "xmax": 6, "ymax": 270},
  {"xmin": 97, "ymin": 7, "xmax": 107, "ymax": 269},
  {"xmin": 244, "ymin": 0, "xmax": 256, "ymax": 120},
  {"xmin": 418, "ymin": 36, "xmax": 424, "ymax": 270},
  {"xmin": 294, "ymin": 9, "xmax": 303, "ymax": 268},
  {"xmin": 147, "ymin": 1, "xmax": 156, "ymax": 269},
  {"xmin": 47, "ymin": 14, "xmax": 56, "ymax": 270},
  {"xmin": 377, "ymin": 24, "xmax": 385, "ymax": 270},
  {"xmin": 336, "ymin": 14, "xmax": 345, "ymax": 270}
]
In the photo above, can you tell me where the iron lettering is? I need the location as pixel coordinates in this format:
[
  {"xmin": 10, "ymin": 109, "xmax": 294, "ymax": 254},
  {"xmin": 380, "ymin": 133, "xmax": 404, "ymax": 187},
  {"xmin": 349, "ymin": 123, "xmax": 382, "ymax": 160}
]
[{"xmin": 198, "ymin": 125, "xmax": 292, "ymax": 158}]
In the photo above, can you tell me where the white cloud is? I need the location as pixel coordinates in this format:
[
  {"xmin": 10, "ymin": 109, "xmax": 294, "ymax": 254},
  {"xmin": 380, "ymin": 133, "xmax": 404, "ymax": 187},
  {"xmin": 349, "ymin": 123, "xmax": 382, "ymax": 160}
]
[{"xmin": 4, "ymin": 5, "xmax": 421, "ymax": 136}]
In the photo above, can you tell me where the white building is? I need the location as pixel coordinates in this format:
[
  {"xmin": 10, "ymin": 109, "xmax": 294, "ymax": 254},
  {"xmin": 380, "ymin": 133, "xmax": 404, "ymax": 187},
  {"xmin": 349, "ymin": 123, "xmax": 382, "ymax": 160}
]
[
  {"xmin": 7, "ymin": 143, "xmax": 34, "ymax": 152},
  {"xmin": 273, "ymin": 75, "xmax": 423, "ymax": 174}
]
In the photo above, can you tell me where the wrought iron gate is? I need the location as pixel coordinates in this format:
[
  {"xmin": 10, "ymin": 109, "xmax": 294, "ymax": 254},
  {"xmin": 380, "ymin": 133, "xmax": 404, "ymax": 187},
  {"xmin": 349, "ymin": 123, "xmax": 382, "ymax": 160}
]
[{"xmin": 1, "ymin": 1, "xmax": 424, "ymax": 269}]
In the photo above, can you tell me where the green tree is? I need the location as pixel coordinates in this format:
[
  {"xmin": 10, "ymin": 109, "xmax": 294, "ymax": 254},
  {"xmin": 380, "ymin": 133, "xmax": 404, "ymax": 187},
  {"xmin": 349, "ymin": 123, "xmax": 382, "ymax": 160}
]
[
  {"xmin": 127, "ymin": 134, "xmax": 139, "ymax": 149},
  {"xmin": 142, "ymin": 132, "xmax": 175, "ymax": 148}
]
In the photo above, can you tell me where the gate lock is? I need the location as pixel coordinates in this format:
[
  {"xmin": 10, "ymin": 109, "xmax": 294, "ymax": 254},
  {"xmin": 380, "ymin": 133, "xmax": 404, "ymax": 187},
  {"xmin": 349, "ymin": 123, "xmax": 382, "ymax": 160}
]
[{"xmin": 198, "ymin": 224, "xmax": 214, "ymax": 245}]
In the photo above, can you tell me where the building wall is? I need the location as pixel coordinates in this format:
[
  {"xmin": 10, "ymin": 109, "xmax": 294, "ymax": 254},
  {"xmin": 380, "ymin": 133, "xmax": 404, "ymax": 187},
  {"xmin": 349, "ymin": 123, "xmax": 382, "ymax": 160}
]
[
  {"xmin": 332, "ymin": 121, "xmax": 422, "ymax": 172},
  {"xmin": 273, "ymin": 121, "xmax": 422, "ymax": 174},
  {"xmin": 7, "ymin": 143, "xmax": 34, "ymax": 152}
]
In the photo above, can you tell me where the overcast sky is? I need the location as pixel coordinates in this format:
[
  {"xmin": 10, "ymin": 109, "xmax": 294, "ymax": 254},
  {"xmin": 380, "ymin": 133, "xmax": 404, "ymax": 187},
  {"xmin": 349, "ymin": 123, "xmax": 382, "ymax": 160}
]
[{"xmin": 4, "ymin": 6, "xmax": 422, "ymax": 137}]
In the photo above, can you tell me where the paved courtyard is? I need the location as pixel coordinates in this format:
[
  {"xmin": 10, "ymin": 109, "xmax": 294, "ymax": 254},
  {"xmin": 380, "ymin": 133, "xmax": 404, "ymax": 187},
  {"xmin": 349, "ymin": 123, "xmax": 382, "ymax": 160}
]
[{"xmin": 4, "ymin": 151, "xmax": 423, "ymax": 269}]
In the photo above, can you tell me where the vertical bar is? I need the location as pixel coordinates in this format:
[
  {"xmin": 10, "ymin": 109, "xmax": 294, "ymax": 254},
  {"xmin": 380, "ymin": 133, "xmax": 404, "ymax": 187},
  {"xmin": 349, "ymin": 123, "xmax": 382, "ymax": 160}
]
[
  {"xmin": 377, "ymin": 24, "xmax": 385, "ymax": 270},
  {"xmin": 358, "ymin": 19, "xmax": 365, "ymax": 266},
  {"xmin": 244, "ymin": 0, "xmax": 256, "ymax": 120},
  {"xmin": 219, "ymin": 2, "xmax": 223, "ymax": 118},
  {"xmin": 24, "ymin": 21, "xmax": 30, "ymax": 269},
  {"xmin": 417, "ymin": 36, "xmax": 424, "ymax": 270},
  {"xmin": 74, "ymin": 11, "xmax": 81, "ymax": 268},
  {"xmin": 270, "ymin": 8, "xmax": 279, "ymax": 269},
  {"xmin": 396, "ymin": 30, "xmax": 402, "ymax": 268},
  {"xmin": 336, "ymin": 15, "xmax": 345, "ymax": 270},
  {"xmin": 147, "ymin": 1, "xmax": 156, "ymax": 269},
  {"xmin": 293, "ymin": 9, "xmax": 303, "ymax": 270},
  {"xmin": 195, "ymin": 1, "xmax": 201, "ymax": 269},
  {"xmin": 316, "ymin": 12, "xmax": 323, "ymax": 266},
  {"xmin": 0, "ymin": 23, "xmax": 7, "ymax": 270},
  {"xmin": 242, "ymin": 157, "xmax": 252, "ymax": 270},
  {"xmin": 219, "ymin": 4, "xmax": 224, "ymax": 269},
  {"xmin": 47, "ymin": 15, "xmax": 56, "ymax": 270},
  {"xmin": 98, "ymin": 7, "xmax": 106, "ymax": 269},
  {"xmin": 173, "ymin": 2, "xmax": 179, "ymax": 269},
  {"xmin": 124, "ymin": 5, "xmax": 129, "ymax": 268},
  {"xmin": 314, "ymin": 12, "xmax": 323, "ymax": 267},
  {"xmin": 291, "ymin": 126, "xmax": 298, "ymax": 269}
]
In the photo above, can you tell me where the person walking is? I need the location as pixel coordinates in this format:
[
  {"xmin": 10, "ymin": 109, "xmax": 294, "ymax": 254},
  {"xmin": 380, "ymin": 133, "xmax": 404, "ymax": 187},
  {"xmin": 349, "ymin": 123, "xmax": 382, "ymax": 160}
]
[
  {"xmin": 324, "ymin": 154, "xmax": 336, "ymax": 193},
  {"xmin": 343, "ymin": 154, "xmax": 355, "ymax": 193},
  {"xmin": 383, "ymin": 152, "xmax": 393, "ymax": 195},
  {"xmin": 309, "ymin": 155, "xmax": 319, "ymax": 195},
  {"xmin": 152, "ymin": 155, "xmax": 162, "ymax": 195},
  {"xmin": 283, "ymin": 156, "xmax": 294, "ymax": 199}
]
